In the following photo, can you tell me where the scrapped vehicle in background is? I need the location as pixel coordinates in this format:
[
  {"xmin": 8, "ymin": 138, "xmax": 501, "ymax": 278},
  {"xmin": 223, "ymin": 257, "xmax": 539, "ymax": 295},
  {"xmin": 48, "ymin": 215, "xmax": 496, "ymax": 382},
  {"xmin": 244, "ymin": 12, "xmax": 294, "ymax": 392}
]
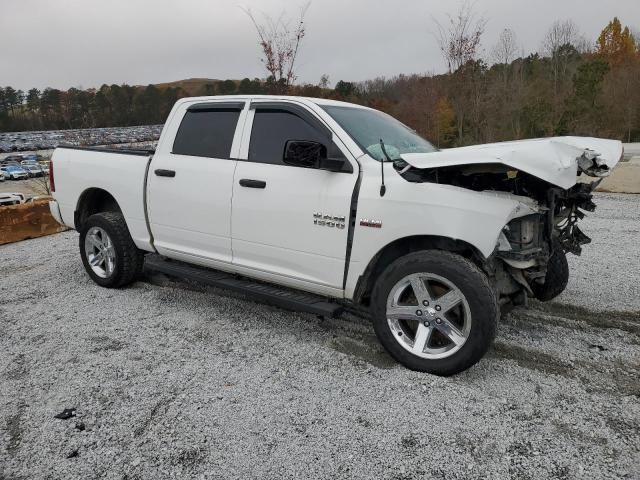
[
  {"xmin": 0, "ymin": 192, "xmax": 26, "ymax": 206},
  {"xmin": 22, "ymin": 164, "xmax": 44, "ymax": 177},
  {"xmin": 0, "ymin": 165, "xmax": 29, "ymax": 180},
  {"xmin": 48, "ymin": 96, "xmax": 622, "ymax": 375}
]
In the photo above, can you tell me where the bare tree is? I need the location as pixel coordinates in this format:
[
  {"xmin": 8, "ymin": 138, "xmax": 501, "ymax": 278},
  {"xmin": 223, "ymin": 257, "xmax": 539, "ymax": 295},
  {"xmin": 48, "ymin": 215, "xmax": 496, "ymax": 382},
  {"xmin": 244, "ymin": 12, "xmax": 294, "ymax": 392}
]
[
  {"xmin": 542, "ymin": 19, "xmax": 582, "ymax": 95},
  {"xmin": 542, "ymin": 19, "xmax": 580, "ymax": 56},
  {"xmin": 243, "ymin": 3, "xmax": 310, "ymax": 93},
  {"xmin": 31, "ymin": 172, "xmax": 51, "ymax": 197},
  {"xmin": 318, "ymin": 74, "xmax": 331, "ymax": 89},
  {"xmin": 433, "ymin": 1, "xmax": 487, "ymax": 73},
  {"xmin": 491, "ymin": 28, "xmax": 518, "ymax": 65}
]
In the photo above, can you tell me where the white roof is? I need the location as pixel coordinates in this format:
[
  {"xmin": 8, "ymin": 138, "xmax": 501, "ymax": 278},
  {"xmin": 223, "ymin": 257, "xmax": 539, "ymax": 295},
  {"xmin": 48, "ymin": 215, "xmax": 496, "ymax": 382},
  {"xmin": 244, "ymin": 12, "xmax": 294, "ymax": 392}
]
[{"xmin": 174, "ymin": 95, "xmax": 370, "ymax": 110}]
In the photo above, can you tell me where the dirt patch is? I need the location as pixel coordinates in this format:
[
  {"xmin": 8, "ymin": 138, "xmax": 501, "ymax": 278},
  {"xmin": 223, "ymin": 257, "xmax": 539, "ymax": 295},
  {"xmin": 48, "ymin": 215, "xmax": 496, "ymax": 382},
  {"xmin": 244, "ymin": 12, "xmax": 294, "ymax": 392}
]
[
  {"xmin": 525, "ymin": 302, "xmax": 640, "ymax": 335},
  {"xmin": 328, "ymin": 335, "xmax": 396, "ymax": 369},
  {"xmin": 0, "ymin": 199, "xmax": 67, "ymax": 245},
  {"xmin": 133, "ymin": 396, "xmax": 174, "ymax": 438},
  {"xmin": 3, "ymin": 355, "xmax": 27, "ymax": 381},
  {"xmin": 588, "ymin": 163, "xmax": 640, "ymax": 194},
  {"xmin": 88, "ymin": 335, "xmax": 128, "ymax": 353},
  {"xmin": 5, "ymin": 403, "xmax": 26, "ymax": 454},
  {"xmin": 490, "ymin": 341, "xmax": 576, "ymax": 377}
]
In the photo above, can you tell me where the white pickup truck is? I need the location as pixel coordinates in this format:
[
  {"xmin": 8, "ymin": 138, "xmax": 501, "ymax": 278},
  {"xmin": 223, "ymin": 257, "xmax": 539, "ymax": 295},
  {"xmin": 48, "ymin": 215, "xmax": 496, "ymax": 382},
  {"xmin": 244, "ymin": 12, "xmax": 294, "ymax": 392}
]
[{"xmin": 49, "ymin": 95, "xmax": 622, "ymax": 375}]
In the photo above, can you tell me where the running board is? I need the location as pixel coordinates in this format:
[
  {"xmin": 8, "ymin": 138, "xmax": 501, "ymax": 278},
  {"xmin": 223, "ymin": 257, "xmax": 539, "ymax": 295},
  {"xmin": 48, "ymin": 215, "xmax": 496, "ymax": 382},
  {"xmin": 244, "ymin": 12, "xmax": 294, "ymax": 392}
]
[{"xmin": 144, "ymin": 255, "xmax": 344, "ymax": 318}]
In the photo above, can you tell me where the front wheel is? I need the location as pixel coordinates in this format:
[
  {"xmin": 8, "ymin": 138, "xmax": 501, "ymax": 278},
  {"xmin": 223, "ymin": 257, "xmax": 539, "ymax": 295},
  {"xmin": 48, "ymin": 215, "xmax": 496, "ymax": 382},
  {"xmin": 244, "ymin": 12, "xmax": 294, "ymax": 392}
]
[
  {"xmin": 79, "ymin": 212, "xmax": 144, "ymax": 288},
  {"xmin": 531, "ymin": 242, "xmax": 569, "ymax": 302},
  {"xmin": 371, "ymin": 250, "xmax": 498, "ymax": 376}
]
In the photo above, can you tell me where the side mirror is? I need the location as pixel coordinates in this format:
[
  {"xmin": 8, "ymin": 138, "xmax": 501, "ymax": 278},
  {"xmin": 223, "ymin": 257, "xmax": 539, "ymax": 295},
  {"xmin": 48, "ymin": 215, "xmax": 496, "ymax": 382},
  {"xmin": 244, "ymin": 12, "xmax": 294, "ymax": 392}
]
[
  {"xmin": 283, "ymin": 140, "xmax": 325, "ymax": 169},
  {"xmin": 283, "ymin": 140, "xmax": 349, "ymax": 172}
]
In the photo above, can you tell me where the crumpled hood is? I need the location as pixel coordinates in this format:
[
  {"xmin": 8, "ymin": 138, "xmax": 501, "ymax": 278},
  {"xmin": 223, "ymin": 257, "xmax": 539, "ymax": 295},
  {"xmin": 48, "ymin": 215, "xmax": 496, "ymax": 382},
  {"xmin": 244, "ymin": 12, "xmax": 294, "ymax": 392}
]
[{"xmin": 401, "ymin": 136, "xmax": 623, "ymax": 189}]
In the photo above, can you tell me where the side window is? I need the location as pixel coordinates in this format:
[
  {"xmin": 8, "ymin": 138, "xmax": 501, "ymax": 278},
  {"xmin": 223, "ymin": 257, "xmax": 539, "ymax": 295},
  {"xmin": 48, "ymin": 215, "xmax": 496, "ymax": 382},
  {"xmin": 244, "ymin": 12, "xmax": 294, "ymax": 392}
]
[
  {"xmin": 172, "ymin": 107, "xmax": 241, "ymax": 158},
  {"xmin": 249, "ymin": 108, "xmax": 343, "ymax": 165}
]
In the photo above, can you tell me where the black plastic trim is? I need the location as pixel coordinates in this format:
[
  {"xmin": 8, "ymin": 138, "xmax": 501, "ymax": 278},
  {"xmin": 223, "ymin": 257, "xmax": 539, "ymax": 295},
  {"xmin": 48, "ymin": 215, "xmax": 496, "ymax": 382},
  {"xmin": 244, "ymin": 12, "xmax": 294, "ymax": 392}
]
[
  {"xmin": 187, "ymin": 102, "xmax": 245, "ymax": 112},
  {"xmin": 56, "ymin": 145, "xmax": 154, "ymax": 156},
  {"xmin": 342, "ymin": 164, "xmax": 362, "ymax": 290},
  {"xmin": 144, "ymin": 255, "xmax": 344, "ymax": 318},
  {"xmin": 142, "ymin": 156, "xmax": 157, "ymax": 252},
  {"xmin": 239, "ymin": 179, "xmax": 266, "ymax": 188}
]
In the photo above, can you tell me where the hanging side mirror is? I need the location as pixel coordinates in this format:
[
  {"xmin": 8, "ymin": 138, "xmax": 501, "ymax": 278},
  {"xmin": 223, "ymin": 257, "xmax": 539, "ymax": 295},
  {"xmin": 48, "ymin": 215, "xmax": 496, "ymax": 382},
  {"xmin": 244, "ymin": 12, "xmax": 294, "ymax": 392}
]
[
  {"xmin": 283, "ymin": 140, "xmax": 347, "ymax": 172},
  {"xmin": 283, "ymin": 140, "xmax": 325, "ymax": 168}
]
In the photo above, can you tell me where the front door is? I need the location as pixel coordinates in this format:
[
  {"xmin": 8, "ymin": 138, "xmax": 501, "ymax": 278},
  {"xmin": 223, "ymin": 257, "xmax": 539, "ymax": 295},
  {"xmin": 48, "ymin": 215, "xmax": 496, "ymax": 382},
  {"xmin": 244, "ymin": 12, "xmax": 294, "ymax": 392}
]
[
  {"xmin": 147, "ymin": 101, "xmax": 246, "ymax": 265},
  {"xmin": 231, "ymin": 102, "xmax": 358, "ymax": 295}
]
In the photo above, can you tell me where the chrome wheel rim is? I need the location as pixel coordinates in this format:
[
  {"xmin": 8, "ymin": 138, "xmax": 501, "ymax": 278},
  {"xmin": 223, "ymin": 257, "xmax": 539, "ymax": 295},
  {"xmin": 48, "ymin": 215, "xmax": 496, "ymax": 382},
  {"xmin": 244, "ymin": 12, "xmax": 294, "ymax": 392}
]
[
  {"xmin": 386, "ymin": 272, "xmax": 472, "ymax": 360},
  {"xmin": 84, "ymin": 226, "xmax": 116, "ymax": 278}
]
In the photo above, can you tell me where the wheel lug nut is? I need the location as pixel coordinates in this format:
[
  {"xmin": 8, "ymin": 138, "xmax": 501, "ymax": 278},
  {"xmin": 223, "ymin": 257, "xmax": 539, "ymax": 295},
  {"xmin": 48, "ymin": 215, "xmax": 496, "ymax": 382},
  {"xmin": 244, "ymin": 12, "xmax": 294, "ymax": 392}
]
[
  {"xmin": 416, "ymin": 310, "xmax": 423, "ymax": 316},
  {"xmin": 436, "ymin": 318, "xmax": 442, "ymax": 324},
  {"xmin": 422, "ymin": 300, "xmax": 429, "ymax": 306},
  {"xmin": 423, "ymin": 321, "xmax": 430, "ymax": 327},
  {"xmin": 435, "ymin": 305, "xmax": 441, "ymax": 311}
]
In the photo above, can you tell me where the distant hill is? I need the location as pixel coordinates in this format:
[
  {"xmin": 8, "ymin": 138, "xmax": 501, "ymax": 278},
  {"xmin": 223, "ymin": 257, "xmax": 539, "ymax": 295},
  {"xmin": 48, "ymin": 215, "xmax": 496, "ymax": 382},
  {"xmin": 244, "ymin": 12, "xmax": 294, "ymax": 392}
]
[{"xmin": 152, "ymin": 78, "xmax": 236, "ymax": 96}]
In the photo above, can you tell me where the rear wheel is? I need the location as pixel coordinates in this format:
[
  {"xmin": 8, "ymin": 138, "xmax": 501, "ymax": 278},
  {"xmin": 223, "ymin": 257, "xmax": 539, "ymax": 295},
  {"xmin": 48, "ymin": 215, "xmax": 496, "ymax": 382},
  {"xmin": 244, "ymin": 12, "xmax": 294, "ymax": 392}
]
[
  {"xmin": 371, "ymin": 250, "xmax": 498, "ymax": 376},
  {"xmin": 79, "ymin": 212, "xmax": 144, "ymax": 288}
]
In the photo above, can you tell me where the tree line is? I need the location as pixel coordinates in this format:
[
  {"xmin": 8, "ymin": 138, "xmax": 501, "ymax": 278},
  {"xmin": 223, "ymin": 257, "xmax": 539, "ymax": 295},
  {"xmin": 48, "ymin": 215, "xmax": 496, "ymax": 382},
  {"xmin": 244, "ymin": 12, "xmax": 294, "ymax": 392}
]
[{"xmin": 1, "ymin": 15, "xmax": 638, "ymax": 146}]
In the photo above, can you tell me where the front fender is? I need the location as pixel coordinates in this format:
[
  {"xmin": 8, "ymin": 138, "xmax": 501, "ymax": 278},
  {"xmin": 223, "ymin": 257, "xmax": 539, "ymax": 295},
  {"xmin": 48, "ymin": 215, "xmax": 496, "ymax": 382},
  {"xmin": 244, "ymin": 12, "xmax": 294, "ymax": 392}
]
[{"xmin": 345, "ymin": 167, "xmax": 538, "ymax": 299}]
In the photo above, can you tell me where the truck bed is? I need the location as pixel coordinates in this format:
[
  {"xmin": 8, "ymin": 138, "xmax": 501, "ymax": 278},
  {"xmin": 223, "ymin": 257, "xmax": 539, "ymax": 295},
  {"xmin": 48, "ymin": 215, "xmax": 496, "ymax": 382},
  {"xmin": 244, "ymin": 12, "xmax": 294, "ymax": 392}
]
[{"xmin": 51, "ymin": 146, "xmax": 154, "ymax": 251}]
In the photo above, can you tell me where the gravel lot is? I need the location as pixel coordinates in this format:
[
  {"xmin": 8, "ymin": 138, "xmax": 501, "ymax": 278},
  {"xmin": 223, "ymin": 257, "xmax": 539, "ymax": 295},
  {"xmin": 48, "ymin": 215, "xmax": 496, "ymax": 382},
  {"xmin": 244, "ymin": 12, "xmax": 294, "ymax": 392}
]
[
  {"xmin": 0, "ymin": 178, "xmax": 51, "ymax": 198},
  {"xmin": 1, "ymin": 193, "xmax": 638, "ymax": 479}
]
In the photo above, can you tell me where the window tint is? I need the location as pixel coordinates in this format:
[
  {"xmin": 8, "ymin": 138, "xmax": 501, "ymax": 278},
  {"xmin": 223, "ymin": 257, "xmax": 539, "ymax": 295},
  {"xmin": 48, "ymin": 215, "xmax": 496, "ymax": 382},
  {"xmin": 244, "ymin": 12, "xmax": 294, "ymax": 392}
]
[
  {"xmin": 249, "ymin": 109, "xmax": 332, "ymax": 165},
  {"xmin": 173, "ymin": 108, "xmax": 241, "ymax": 158}
]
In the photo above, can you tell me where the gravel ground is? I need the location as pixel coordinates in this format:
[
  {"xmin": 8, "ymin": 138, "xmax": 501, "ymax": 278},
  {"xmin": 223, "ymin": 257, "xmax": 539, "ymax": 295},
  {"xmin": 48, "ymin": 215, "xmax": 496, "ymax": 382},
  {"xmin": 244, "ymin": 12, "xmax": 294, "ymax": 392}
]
[
  {"xmin": 0, "ymin": 178, "xmax": 51, "ymax": 197},
  {"xmin": 1, "ymin": 193, "xmax": 638, "ymax": 479}
]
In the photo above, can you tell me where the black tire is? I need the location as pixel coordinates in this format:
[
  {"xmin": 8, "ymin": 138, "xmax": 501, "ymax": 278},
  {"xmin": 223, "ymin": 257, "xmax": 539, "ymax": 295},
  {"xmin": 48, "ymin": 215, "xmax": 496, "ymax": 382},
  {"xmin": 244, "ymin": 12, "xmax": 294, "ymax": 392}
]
[
  {"xmin": 532, "ymin": 243, "xmax": 569, "ymax": 301},
  {"xmin": 371, "ymin": 250, "xmax": 498, "ymax": 376},
  {"xmin": 79, "ymin": 212, "xmax": 144, "ymax": 288}
]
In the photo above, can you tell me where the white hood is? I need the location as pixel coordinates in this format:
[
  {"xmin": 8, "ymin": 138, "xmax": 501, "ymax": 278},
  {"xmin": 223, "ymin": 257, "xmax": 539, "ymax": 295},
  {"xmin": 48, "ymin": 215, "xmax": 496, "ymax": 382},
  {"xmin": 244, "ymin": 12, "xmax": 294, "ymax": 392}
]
[{"xmin": 401, "ymin": 136, "xmax": 623, "ymax": 189}]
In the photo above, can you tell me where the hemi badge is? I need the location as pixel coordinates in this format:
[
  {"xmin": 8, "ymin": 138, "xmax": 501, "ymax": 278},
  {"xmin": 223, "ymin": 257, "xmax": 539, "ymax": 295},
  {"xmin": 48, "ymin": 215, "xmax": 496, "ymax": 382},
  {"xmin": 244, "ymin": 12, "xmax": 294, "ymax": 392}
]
[{"xmin": 360, "ymin": 219, "xmax": 382, "ymax": 228}]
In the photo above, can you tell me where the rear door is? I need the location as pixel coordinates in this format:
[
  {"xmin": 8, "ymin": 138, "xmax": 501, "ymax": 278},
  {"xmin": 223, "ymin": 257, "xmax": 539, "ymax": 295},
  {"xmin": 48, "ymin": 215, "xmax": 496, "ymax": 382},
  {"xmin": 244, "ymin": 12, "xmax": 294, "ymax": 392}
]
[
  {"xmin": 231, "ymin": 101, "xmax": 358, "ymax": 296},
  {"xmin": 147, "ymin": 101, "xmax": 246, "ymax": 265}
]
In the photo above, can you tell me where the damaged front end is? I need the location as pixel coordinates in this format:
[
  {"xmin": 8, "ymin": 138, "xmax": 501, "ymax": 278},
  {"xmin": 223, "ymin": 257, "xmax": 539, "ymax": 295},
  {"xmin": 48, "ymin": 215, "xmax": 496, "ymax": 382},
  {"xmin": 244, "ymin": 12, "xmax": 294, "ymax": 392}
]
[{"xmin": 394, "ymin": 157, "xmax": 609, "ymax": 306}]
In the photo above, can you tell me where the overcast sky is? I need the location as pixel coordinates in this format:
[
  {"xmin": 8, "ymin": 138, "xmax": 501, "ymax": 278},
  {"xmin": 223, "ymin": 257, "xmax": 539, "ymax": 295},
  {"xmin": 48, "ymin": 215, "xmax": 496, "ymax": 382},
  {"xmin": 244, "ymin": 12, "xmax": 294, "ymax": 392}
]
[{"xmin": 1, "ymin": 0, "xmax": 638, "ymax": 91}]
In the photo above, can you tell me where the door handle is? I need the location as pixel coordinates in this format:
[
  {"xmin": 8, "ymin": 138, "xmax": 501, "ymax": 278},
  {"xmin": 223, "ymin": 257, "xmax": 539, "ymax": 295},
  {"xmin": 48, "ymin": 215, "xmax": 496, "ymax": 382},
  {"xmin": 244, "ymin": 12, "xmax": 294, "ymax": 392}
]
[
  {"xmin": 154, "ymin": 169, "xmax": 176, "ymax": 177},
  {"xmin": 239, "ymin": 179, "xmax": 266, "ymax": 189}
]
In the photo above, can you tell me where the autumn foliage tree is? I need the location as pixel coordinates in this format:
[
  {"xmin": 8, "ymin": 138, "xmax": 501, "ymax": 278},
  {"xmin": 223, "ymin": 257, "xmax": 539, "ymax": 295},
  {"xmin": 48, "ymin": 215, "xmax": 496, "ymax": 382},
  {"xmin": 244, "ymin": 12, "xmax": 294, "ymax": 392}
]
[
  {"xmin": 596, "ymin": 17, "xmax": 637, "ymax": 65},
  {"xmin": 434, "ymin": 97, "xmax": 456, "ymax": 147}
]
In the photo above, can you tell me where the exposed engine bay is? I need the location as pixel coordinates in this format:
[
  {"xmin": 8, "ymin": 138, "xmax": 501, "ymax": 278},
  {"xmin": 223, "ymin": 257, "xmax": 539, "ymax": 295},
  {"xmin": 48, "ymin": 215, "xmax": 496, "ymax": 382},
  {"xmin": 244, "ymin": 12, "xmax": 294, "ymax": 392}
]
[{"xmin": 393, "ymin": 160, "xmax": 602, "ymax": 303}]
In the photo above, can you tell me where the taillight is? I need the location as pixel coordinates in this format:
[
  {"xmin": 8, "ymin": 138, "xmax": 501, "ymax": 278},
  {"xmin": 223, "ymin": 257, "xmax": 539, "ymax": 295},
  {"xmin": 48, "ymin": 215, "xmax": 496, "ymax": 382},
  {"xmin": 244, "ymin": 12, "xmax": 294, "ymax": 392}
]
[{"xmin": 49, "ymin": 159, "xmax": 55, "ymax": 192}]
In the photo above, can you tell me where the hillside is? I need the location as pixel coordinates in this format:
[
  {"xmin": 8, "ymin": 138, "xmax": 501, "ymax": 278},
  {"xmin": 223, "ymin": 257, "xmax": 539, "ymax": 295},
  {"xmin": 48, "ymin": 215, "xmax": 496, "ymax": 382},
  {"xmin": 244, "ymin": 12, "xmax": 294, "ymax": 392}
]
[{"xmin": 152, "ymin": 78, "xmax": 228, "ymax": 96}]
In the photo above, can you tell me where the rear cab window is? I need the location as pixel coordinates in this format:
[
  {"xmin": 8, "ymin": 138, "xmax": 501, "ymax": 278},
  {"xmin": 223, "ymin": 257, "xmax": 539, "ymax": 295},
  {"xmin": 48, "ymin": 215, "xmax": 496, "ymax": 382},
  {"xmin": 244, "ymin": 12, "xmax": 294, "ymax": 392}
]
[{"xmin": 172, "ymin": 103, "xmax": 243, "ymax": 158}]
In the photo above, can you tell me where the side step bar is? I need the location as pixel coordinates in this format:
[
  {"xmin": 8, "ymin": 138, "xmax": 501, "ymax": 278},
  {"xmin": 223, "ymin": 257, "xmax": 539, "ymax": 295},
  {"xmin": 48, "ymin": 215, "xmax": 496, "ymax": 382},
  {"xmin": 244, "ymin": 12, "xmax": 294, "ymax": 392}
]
[{"xmin": 144, "ymin": 255, "xmax": 344, "ymax": 318}]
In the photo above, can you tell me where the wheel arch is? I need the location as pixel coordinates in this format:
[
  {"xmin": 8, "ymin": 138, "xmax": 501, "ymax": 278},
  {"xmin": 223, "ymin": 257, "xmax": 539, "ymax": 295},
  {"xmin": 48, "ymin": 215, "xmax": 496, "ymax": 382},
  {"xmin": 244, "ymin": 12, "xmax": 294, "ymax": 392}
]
[
  {"xmin": 352, "ymin": 235, "xmax": 488, "ymax": 306},
  {"xmin": 74, "ymin": 187, "xmax": 122, "ymax": 231}
]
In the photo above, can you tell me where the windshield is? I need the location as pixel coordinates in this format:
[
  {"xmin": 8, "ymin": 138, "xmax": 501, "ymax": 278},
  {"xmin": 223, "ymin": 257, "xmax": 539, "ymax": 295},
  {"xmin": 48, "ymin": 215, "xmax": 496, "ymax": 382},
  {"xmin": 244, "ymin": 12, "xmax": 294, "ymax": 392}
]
[{"xmin": 321, "ymin": 105, "xmax": 437, "ymax": 162}]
